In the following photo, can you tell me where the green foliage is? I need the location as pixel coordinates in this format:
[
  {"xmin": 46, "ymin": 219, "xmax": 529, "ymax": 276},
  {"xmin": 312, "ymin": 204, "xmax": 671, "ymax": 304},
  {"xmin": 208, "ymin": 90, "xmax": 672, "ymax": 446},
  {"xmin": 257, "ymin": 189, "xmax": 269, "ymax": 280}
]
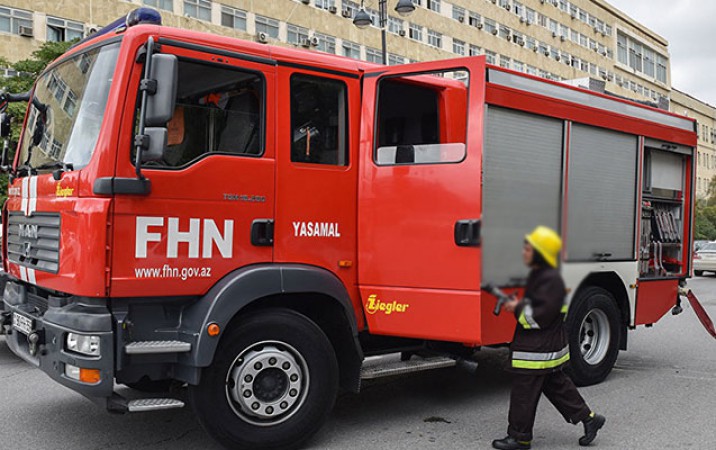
[
  {"xmin": 694, "ymin": 176, "xmax": 716, "ymax": 240},
  {"xmin": 0, "ymin": 40, "xmax": 74, "ymax": 204}
]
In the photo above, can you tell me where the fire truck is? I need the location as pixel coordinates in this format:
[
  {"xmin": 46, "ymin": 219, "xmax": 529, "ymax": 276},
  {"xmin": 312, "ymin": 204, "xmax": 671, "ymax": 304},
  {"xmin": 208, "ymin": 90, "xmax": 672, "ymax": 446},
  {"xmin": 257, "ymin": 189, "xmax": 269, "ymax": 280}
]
[{"xmin": 0, "ymin": 8, "xmax": 697, "ymax": 450}]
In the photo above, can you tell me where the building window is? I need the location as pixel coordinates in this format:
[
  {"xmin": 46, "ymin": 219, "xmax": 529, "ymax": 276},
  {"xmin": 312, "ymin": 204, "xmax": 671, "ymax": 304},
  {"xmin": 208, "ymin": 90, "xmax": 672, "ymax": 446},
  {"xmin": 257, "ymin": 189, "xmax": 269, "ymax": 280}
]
[
  {"xmin": 484, "ymin": 18, "xmax": 496, "ymax": 34},
  {"xmin": 452, "ymin": 5, "xmax": 465, "ymax": 21},
  {"xmin": 184, "ymin": 0, "xmax": 211, "ymax": 22},
  {"xmin": 468, "ymin": 12, "xmax": 481, "ymax": 28},
  {"xmin": 291, "ymin": 74, "xmax": 348, "ymax": 165},
  {"xmin": 343, "ymin": 1, "xmax": 359, "ymax": 18},
  {"xmin": 469, "ymin": 44, "xmax": 481, "ymax": 56},
  {"xmin": 499, "ymin": 55, "xmax": 511, "ymax": 69},
  {"xmin": 314, "ymin": 33, "xmax": 336, "ymax": 54},
  {"xmin": 143, "ymin": 0, "xmax": 173, "ymax": 12},
  {"xmin": 287, "ymin": 24, "xmax": 309, "ymax": 45},
  {"xmin": 485, "ymin": 50, "xmax": 496, "ymax": 65},
  {"xmin": 256, "ymin": 16, "xmax": 280, "ymax": 38},
  {"xmin": 388, "ymin": 54, "xmax": 404, "ymax": 66},
  {"xmin": 526, "ymin": 37, "xmax": 536, "ymax": 51},
  {"xmin": 409, "ymin": 23, "xmax": 422, "ymax": 41},
  {"xmin": 426, "ymin": 0, "xmax": 441, "ymax": 13},
  {"xmin": 342, "ymin": 40, "xmax": 361, "ymax": 59},
  {"xmin": 525, "ymin": 8, "xmax": 535, "ymax": 24},
  {"xmin": 388, "ymin": 16, "xmax": 404, "ymax": 34},
  {"xmin": 656, "ymin": 55, "xmax": 667, "ymax": 83},
  {"xmin": 514, "ymin": 1, "xmax": 523, "ymax": 16},
  {"xmin": 499, "ymin": 0, "xmax": 511, "ymax": 9},
  {"xmin": 427, "ymin": 29, "xmax": 442, "ymax": 48},
  {"xmin": 46, "ymin": 17, "xmax": 84, "ymax": 42},
  {"xmin": 453, "ymin": 39, "xmax": 465, "ymax": 56},
  {"xmin": 366, "ymin": 48, "xmax": 382, "ymax": 63},
  {"xmin": 513, "ymin": 60, "xmax": 524, "ymax": 72},
  {"xmin": 221, "ymin": 6, "xmax": 247, "ymax": 31},
  {"xmin": 315, "ymin": 0, "xmax": 336, "ymax": 10}
]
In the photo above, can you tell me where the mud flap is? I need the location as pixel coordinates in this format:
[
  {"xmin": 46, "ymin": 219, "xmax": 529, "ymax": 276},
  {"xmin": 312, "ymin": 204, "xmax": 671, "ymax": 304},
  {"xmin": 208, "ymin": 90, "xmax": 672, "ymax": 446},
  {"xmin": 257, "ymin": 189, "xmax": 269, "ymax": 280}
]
[{"xmin": 680, "ymin": 288, "xmax": 716, "ymax": 339}]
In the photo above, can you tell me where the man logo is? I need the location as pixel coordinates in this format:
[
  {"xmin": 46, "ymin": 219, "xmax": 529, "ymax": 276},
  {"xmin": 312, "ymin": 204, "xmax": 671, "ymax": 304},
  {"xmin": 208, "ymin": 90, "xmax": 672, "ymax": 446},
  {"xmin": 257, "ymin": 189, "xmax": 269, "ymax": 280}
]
[
  {"xmin": 22, "ymin": 242, "xmax": 32, "ymax": 259},
  {"xmin": 18, "ymin": 224, "xmax": 39, "ymax": 239}
]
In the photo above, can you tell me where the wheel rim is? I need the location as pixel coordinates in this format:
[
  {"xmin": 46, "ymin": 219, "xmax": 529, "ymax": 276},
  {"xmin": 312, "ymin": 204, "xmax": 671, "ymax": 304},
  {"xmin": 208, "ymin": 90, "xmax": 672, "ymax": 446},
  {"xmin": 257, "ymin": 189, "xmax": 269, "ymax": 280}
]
[
  {"xmin": 578, "ymin": 308, "xmax": 611, "ymax": 365},
  {"xmin": 225, "ymin": 340, "xmax": 309, "ymax": 427}
]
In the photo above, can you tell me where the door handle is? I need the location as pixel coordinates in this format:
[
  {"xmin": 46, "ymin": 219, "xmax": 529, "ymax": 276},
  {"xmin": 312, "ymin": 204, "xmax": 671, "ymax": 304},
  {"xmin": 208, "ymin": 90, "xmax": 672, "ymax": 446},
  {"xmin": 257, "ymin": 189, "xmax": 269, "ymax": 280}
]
[
  {"xmin": 454, "ymin": 219, "xmax": 481, "ymax": 247},
  {"xmin": 251, "ymin": 219, "xmax": 274, "ymax": 246}
]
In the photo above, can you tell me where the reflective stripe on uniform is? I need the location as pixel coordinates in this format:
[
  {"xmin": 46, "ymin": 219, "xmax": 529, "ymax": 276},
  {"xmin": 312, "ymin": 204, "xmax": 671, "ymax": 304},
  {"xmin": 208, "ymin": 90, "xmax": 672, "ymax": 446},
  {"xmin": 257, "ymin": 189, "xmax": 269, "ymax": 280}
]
[
  {"xmin": 518, "ymin": 303, "xmax": 540, "ymax": 330},
  {"xmin": 512, "ymin": 345, "xmax": 570, "ymax": 369}
]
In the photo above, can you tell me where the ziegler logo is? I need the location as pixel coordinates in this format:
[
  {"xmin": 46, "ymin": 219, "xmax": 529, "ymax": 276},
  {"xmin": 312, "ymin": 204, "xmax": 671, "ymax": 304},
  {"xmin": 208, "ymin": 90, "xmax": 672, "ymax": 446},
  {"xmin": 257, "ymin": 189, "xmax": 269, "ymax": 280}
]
[
  {"xmin": 365, "ymin": 294, "xmax": 410, "ymax": 315},
  {"xmin": 56, "ymin": 183, "xmax": 74, "ymax": 198}
]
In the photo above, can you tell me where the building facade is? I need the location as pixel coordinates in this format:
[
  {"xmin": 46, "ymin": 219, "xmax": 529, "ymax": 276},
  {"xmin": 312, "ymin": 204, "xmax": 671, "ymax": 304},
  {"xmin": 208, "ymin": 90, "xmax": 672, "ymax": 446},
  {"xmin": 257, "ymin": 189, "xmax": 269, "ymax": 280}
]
[{"xmin": 1, "ymin": 0, "xmax": 714, "ymax": 195}]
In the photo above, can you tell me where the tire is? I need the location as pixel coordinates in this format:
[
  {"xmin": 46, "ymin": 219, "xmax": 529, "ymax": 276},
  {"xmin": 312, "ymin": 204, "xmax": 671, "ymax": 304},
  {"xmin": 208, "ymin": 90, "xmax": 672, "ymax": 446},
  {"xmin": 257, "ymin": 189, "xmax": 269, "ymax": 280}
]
[
  {"xmin": 565, "ymin": 287, "xmax": 621, "ymax": 387},
  {"xmin": 694, "ymin": 270, "xmax": 704, "ymax": 276},
  {"xmin": 189, "ymin": 308, "xmax": 339, "ymax": 450}
]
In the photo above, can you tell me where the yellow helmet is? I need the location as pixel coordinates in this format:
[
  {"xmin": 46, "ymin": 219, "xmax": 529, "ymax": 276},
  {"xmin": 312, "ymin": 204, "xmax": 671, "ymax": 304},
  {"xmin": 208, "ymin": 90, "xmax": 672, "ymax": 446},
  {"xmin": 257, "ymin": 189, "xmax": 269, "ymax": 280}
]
[{"xmin": 525, "ymin": 226, "xmax": 562, "ymax": 268}]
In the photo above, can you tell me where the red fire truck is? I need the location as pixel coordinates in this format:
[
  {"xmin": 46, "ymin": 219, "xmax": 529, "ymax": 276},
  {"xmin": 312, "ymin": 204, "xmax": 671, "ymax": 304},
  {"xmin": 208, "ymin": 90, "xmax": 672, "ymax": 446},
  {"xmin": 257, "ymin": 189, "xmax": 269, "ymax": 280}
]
[{"xmin": 0, "ymin": 8, "xmax": 697, "ymax": 450}]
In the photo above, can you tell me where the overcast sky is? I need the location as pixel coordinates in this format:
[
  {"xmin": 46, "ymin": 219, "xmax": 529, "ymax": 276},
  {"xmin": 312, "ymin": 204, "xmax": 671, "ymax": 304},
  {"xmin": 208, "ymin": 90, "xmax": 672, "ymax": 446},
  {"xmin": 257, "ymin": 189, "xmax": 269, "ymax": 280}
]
[{"xmin": 606, "ymin": 0, "xmax": 716, "ymax": 106}]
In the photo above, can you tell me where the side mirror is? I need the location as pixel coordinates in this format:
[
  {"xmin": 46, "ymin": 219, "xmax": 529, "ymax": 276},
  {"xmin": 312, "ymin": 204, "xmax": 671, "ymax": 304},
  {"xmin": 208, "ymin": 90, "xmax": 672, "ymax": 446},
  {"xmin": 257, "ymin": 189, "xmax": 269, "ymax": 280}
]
[
  {"xmin": 141, "ymin": 127, "xmax": 167, "ymax": 163},
  {"xmin": 0, "ymin": 113, "xmax": 10, "ymax": 138},
  {"xmin": 145, "ymin": 54, "xmax": 178, "ymax": 126}
]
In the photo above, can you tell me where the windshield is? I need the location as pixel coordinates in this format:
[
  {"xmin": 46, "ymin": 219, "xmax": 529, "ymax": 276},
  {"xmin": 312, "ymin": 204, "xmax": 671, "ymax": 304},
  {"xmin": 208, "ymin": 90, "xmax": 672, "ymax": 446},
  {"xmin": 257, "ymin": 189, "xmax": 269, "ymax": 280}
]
[
  {"xmin": 16, "ymin": 42, "xmax": 120, "ymax": 174},
  {"xmin": 699, "ymin": 243, "xmax": 716, "ymax": 252}
]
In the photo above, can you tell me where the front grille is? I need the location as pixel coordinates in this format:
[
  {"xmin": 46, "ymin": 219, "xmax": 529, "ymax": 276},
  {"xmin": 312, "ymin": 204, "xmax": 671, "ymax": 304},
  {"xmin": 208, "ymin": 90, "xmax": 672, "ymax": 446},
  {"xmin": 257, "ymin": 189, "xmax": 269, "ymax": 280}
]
[{"xmin": 6, "ymin": 212, "xmax": 61, "ymax": 273}]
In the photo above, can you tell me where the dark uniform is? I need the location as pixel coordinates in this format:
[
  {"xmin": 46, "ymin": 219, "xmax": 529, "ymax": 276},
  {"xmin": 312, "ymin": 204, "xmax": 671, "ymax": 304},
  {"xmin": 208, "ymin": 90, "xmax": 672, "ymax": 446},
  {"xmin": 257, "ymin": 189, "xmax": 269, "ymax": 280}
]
[{"xmin": 507, "ymin": 266, "xmax": 591, "ymax": 443}]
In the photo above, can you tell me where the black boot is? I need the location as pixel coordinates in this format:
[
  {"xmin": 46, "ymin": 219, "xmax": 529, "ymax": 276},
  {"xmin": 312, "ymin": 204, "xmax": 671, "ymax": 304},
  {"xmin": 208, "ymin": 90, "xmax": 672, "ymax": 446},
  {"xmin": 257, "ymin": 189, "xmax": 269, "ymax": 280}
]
[
  {"xmin": 492, "ymin": 436, "xmax": 531, "ymax": 450},
  {"xmin": 579, "ymin": 413, "xmax": 606, "ymax": 446}
]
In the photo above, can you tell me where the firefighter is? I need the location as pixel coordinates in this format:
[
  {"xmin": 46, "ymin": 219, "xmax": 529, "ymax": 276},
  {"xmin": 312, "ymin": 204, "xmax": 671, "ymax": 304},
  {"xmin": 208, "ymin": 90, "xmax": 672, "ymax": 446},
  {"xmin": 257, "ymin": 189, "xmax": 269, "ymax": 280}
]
[{"xmin": 492, "ymin": 226, "xmax": 606, "ymax": 450}]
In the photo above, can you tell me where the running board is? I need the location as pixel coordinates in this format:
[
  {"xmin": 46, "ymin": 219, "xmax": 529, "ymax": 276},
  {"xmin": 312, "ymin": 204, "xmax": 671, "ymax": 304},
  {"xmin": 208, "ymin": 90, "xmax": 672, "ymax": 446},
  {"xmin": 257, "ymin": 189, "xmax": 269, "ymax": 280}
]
[
  {"xmin": 360, "ymin": 356, "xmax": 456, "ymax": 380},
  {"xmin": 127, "ymin": 398, "xmax": 185, "ymax": 412},
  {"xmin": 125, "ymin": 340, "xmax": 191, "ymax": 355},
  {"xmin": 107, "ymin": 394, "xmax": 185, "ymax": 414}
]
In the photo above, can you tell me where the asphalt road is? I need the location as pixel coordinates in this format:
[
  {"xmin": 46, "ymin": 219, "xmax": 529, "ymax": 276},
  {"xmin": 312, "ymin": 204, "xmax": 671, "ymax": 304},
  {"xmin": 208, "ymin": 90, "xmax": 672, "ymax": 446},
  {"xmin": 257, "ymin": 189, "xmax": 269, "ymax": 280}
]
[{"xmin": 1, "ymin": 277, "xmax": 715, "ymax": 450}]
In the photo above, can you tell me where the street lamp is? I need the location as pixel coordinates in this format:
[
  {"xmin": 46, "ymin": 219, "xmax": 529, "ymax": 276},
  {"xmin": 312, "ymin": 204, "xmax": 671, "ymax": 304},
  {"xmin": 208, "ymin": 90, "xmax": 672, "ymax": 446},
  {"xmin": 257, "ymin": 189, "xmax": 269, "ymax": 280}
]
[{"xmin": 353, "ymin": 0, "xmax": 416, "ymax": 65}]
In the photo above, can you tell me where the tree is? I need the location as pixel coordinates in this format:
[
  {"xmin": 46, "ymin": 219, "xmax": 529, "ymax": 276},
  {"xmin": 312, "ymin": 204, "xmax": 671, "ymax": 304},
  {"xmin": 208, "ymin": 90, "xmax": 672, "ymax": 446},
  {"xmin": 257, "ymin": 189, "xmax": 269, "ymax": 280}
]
[
  {"xmin": 0, "ymin": 40, "xmax": 74, "ymax": 203},
  {"xmin": 694, "ymin": 175, "xmax": 716, "ymax": 240}
]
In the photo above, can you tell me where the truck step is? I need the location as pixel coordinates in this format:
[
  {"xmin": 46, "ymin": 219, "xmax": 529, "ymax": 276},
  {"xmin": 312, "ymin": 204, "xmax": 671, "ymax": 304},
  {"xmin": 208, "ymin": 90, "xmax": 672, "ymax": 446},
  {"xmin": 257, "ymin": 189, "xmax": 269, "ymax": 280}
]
[
  {"xmin": 125, "ymin": 340, "xmax": 191, "ymax": 355},
  {"xmin": 127, "ymin": 398, "xmax": 185, "ymax": 413},
  {"xmin": 360, "ymin": 356, "xmax": 456, "ymax": 380}
]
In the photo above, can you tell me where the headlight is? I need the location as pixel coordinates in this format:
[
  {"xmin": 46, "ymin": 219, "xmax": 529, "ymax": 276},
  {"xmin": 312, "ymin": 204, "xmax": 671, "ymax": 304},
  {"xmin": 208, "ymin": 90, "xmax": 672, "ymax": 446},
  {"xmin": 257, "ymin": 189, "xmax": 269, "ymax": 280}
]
[{"xmin": 66, "ymin": 333, "xmax": 101, "ymax": 356}]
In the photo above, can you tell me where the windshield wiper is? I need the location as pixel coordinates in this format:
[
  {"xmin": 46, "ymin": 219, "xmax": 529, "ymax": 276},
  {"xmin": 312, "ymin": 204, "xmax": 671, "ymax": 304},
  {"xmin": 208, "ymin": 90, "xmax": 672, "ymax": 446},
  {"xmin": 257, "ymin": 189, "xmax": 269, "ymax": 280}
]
[{"xmin": 35, "ymin": 161, "xmax": 74, "ymax": 180}]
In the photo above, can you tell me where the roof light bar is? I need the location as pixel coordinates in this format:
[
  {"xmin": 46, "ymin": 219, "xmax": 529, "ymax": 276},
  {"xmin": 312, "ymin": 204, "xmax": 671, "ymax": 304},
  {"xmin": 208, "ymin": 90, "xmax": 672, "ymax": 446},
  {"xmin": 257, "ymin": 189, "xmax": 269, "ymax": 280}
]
[{"xmin": 70, "ymin": 7, "xmax": 162, "ymax": 49}]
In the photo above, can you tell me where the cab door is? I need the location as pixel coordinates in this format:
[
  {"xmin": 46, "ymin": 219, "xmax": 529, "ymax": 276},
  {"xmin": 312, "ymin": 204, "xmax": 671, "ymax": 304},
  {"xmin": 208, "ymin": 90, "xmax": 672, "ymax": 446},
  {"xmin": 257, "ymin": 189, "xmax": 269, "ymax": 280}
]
[
  {"xmin": 358, "ymin": 58, "xmax": 486, "ymax": 343},
  {"xmin": 109, "ymin": 40, "xmax": 276, "ymax": 297}
]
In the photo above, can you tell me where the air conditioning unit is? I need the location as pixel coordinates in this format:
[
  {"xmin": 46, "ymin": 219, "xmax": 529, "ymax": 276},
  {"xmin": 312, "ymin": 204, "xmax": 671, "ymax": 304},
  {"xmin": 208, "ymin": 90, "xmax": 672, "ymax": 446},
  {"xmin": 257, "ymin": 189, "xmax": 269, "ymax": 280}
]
[
  {"xmin": 86, "ymin": 24, "xmax": 100, "ymax": 37},
  {"xmin": 492, "ymin": 28, "xmax": 498, "ymax": 35},
  {"xmin": 544, "ymin": 50, "xmax": 550, "ymax": 56},
  {"xmin": 18, "ymin": 25, "xmax": 33, "ymax": 37},
  {"xmin": 555, "ymin": 55, "xmax": 561, "ymax": 61},
  {"xmin": 491, "ymin": 0, "xmax": 497, "ymax": 4},
  {"xmin": 552, "ymin": 31, "xmax": 557, "ymax": 38},
  {"xmin": 300, "ymin": 37, "xmax": 311, "ymax": 47},
  {"xmin": 505, "ymin": 5, "xmax": 511, "ymax": 11},
  {"xmin": 533, "ymin": 46, "xmax": 539, "ymax": 52},
  {"xmin": 341, "ymin": 9, "xmax": 352, "ymax": 18},
  {"xmin": 526, "ymin": 20, "xmax": 531, "ymax": 26},
  {"xmin": 301, "ymin": 0, "xmax": 310, "ymax": 4},
  {"xmin": 477, "ymin": 23, "xmax": 484, "ymax": 29},
  {"xmin": 519, "ymin": 17, "xmax": 525, "ymax": 23},
  {"xmin": 571, "ymin": 13, "xmax": 576, "ymax": 19},
  {"xmin": 458, "ymin": 15, "xmax": 465, "ymax": 23},
  {"xmin": 602, "ymin": 50, "xmax": 608, "ymax": 56},
  {"xmin": 309, "ymin": 36, "xmax": 320, "ymax": 46},
  {"xmin": 329, "ymin": 6, "xmax": 337, "ymax": 14},
  {"xmin": 257, "ymin": 31, "xmax": 269, "ymax": 43},
  {"xmin": 399, "ymin": 29, "xmax": 406, "ymax": 36},
  {"xmin": 560, "ymin": 35, "xmax": 566, "ymax": 42}
]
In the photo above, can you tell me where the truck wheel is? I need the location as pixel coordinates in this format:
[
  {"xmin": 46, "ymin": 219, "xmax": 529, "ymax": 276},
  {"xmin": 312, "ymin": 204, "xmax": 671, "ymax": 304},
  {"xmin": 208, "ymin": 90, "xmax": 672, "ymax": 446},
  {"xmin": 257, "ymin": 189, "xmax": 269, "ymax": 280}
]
[
  {"xmin": 566, "ymin": 287, "xmax": 621, "ymax": 386},
  {"xmin": 189, "ymin": 308, "xmax": 339, "ymax": 450},
  {"xmin": 694, "ymin": 270, "xmax": 704, "ymax": 276}
]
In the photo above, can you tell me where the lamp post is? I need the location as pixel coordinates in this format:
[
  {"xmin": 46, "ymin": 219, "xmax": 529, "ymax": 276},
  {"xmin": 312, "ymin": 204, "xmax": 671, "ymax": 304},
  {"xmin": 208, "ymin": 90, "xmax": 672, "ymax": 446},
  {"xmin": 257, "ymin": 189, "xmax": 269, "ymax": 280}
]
[{"xmin": 353, "ymin": 0, "xmax": 416, "ymax": 65}]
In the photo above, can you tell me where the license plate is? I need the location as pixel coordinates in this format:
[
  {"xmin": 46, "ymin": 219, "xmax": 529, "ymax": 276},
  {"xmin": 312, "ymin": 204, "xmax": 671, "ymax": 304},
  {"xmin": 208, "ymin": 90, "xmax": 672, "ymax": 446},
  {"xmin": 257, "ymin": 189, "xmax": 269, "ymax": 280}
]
[{"xmin": 12, "ymin": 312, "xmax": 34, "ymax": 335}]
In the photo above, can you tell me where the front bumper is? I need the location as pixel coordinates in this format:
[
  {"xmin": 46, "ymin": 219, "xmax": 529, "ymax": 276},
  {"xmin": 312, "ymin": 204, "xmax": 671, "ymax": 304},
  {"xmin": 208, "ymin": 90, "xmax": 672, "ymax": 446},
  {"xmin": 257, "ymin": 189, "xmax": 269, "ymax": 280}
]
[{"xmin": 2, "ymin": 281, "xmax": 115, "ymax": 398}]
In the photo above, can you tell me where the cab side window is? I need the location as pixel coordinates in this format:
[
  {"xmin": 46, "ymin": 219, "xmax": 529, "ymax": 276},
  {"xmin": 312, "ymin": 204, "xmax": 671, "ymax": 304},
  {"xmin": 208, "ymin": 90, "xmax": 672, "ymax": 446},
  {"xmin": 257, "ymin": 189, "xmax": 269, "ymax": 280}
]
[
  {"xmin": 290, "ymin": 74, "xmax": 348, "ymax": 166},
  {"xmin": 139, "ymin": 59, "xmax": 264, "ymax": 168}
]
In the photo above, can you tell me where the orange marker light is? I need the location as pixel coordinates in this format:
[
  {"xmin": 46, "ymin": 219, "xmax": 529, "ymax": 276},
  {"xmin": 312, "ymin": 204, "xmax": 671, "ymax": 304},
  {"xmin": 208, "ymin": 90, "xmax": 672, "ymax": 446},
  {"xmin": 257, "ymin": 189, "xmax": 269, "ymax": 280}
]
[
  {"xmin": 79, "ymin": 368, "xmax": 101, "ymax": 384},
  {"xmin": 338, "ymin": 260, "xmax": 353, "ymax": 268},
  {"xmin": 207, "ymin": 323, "xmax": 221, "ymax": 337}
]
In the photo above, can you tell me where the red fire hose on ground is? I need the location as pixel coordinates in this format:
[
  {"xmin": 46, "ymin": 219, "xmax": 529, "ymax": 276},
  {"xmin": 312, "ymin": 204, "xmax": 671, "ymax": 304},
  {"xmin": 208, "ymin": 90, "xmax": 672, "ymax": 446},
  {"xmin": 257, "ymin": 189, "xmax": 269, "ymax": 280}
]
[{"xmin": 678, "ymin": 287, "xmax": 716, "ymax": 339}]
